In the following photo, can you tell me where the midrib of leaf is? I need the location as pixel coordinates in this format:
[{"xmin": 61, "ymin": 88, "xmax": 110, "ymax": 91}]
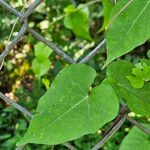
[
  {"xmin": 117, "ymin": 83, "xmax": 145, "ymax": 100},
  {"xmin": 27, "ymin": 95, "xmax": 89, "ymax": 140},
  {"xmin": 89, "ymin": 97, "xmax": 109, "ymax": 114},
  {"xmin": 106, "ymin": 0, "xmax": 134, "ymax": 30},
  {"xmin": 30, "ymin": 75, "xmax": 91, "ymax": 137},
  {"xmin": 70, "ymin": 78, "xmax": 87, "ymax": 96},
  {"xmin": 121, "ymin": 0, "xmax": 150, "ymax": 43}
]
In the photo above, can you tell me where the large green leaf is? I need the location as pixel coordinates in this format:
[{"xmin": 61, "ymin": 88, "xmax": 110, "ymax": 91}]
[
  {"xmin": 99, "ymin": 0, "xmax": 114, "ymax": 32},
  {"xmin": 105, "ymin": 0, "xmax": 150, "ymax": 66},
  {"xmin": 17, "ymin": 64, "xmax": 119, "ymax": 146},
  {"xmin": 120, "ymin": 124, "xmax": 150, "ymax": 150},
  {"xmin": 107, "ymin": 61, "xmax": 150, "ymax": 116},
  {"xmin": 64, "ymin": 5, "xmax": 92, "ymax": 40}
]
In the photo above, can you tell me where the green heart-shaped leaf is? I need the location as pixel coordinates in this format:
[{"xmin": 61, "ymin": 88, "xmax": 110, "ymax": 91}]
[{"xmin": 17, "ymin": 64, "xmax": 119, "ymax": 146}]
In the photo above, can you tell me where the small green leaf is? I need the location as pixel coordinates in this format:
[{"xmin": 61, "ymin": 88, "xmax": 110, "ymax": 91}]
[
  {"xmin": 32, "ymin": 58, "xmax": 51, "ymax": 77},
  {"xmin": 99, "ymin": 0, "xmax": 114, "ymax": 32},
  {"xmin": 141, "ymin": 65, "xmax": 150, "ymax": 81},
  {"xmin": 132, "ymin": 67, "xmax": 143, "ymax": 77},
  {"xmin": 32, "ymin": 42, "xmax": 52, "ymax": 77},
  {"xmin": 104, "ymin": 0, "xmax": 150, "ymax": 66},
  {"xmin": 42, "ymin": 78, "xmax": 50, "ymax": 90},
  {"xmin": 127, "ymin": 64, "xmax": 150, "ymax": 89},
  {"xmin": 64, "ymin": 5, "xmax": 92, "ymax": 40},
  {"xmin": 34, "ymin": 42, "xmax": 52, "ymax": 59},
  {"xmin": 120, "ymin": 124, "xmax": 150, "ymax": 150},
  {"xmin": 127, "ymin": 75, "xmax": 144, "ymax": 89},
  {"xmin": 107, "ymin": 60, "xmax": 150, "ymax": 116},
  {"xmin": 17, "ymin": 64, "xmax": 119, "ymax": 146},
  {"xmin": 64, "ymin": 4, "xmax": 76, "ymax": 13}
]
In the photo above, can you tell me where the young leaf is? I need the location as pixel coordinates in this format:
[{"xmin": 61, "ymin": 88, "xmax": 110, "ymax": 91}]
[
  {"xmin": 32, "ymin": 58, "xmax": 51, "ymax": 77},
  {"xmin": 42, "ymin": 78, "xmax": 50, "ymax": 90},
  {"xmin": 107, "ymin": 61, "xmax": 150, "ymax": 116},
  {"xmin": 127, "ymin": 75, "xmax": 144, "ymax": 89},
  {"xmin": 127, "ymin": 64, "xmax": 150, "ymax": 89},
  {"xmin": 99, "ymin": 0, "xmax": 114, "ymax": 32},
  {"xmin": 17, "ymin": 64, "xmax": 119, "ymax": 146},
  {"xmin": 120, "ymin": 124, "xmax": 150, "ymax": 150},
  {"xmin": 64, "ymin": 5, "xmax": 92, "ymax": 40},
  {"xmin": 32, "ymin": 42, "xmax": 52, "ymax": 77},
  {"xmin": 104, "ymin": 0, "xmax": 150, "ymax": 66},
  {"xmin": 34, "ymin": 42, "xmax": 52, "ymax": 60}
]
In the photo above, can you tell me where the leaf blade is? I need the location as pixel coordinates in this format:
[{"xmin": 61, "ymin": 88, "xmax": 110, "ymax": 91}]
[
  {"xmin": 107, "ymin": 61, "xmax": 150, "ymax": 115},
  {"xmin": 120, "ymin": 124, "xmax": 150, "ymax": 150},
  {"xmin": 105, "ymin": 0, "xmax": 150, "ymax": 66},
  {"xmin": 17, "ymin": 64, "xmax": 119, "ymax": 146}
]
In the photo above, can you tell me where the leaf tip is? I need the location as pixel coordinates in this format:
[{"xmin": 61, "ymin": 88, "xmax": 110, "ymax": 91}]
[
  {"xmin": 16, "ymin": 140, "xmax": 24, "ymax": 147},
  {"xmin": 16, "ymin": 135, "xmax": 29, "ymax": 147},
  {"xmin": 102, "ymin": 60, "xmax": 110, "ymax": 70}
]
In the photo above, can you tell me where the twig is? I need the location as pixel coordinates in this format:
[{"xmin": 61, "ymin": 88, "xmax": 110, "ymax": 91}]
[
  {"xmin": 63, "ymin": 142, "xmax": 77, "ymax": 150},
  {"xmin": 126, "ymin": 116, "xmax": 150, "ymax": 135}
]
